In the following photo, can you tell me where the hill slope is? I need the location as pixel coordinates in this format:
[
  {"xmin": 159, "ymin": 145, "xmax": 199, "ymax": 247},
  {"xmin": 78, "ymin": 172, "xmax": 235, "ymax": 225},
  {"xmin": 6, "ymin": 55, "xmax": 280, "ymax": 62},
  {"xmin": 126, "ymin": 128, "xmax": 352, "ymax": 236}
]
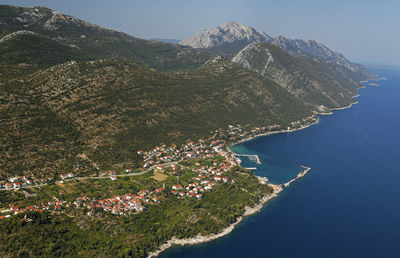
[
  {"xmin": 232, "ymin": 43, "xmax": 363, "ymax": 110},
  {"xmin": 0, "ymin": 58, "xmax": 312, "ymax": 178}
]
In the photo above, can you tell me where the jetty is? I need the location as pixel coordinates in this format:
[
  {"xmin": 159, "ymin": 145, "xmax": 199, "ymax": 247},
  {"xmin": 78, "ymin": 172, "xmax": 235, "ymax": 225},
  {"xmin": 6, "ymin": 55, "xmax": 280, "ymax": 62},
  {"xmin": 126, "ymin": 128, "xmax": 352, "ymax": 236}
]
[
  {"xmin": 284, "ymin": 165, "xmax": 311, "ymax": 188},
  {"xmin": 233, "ymin": 154, "xmax": 261, "ymax": 164}
]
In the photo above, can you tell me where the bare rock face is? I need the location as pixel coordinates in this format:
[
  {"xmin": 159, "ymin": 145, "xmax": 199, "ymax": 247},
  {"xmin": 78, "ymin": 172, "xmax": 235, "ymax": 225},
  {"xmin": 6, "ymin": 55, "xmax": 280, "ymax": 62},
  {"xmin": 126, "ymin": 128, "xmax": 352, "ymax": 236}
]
[{"xmin": 180, "ymin": 22, "xmax": 273, "ymax": 55}]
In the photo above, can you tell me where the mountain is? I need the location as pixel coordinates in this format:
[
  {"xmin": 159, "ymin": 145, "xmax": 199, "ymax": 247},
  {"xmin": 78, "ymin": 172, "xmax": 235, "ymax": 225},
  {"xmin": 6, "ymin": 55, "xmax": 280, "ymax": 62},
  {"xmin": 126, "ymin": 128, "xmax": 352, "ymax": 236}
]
[
  {"xmin": 180, "ymin": 22, "xmax": 377, "ymax": 80},
  {"xmin": 180, "ymin": 21, "xmax": 272, "ymax": 55},
  {"xmin": 0, "ymin": 5, "xmax": 214, "ymax": 71}
]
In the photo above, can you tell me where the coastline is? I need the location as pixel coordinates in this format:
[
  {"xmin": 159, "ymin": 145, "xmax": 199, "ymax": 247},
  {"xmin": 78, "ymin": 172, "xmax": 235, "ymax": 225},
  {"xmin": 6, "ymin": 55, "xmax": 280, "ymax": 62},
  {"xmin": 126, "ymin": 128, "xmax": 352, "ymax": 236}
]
[
  {"xmin": 229, "ymin": 115, "xmax": 321, "ymax": 147},
  {"xmin": 147, "ymin": 79, "xmax": 380, "ymax": 258},
  {"xmin": 148, "ymin": 185, "xmax": 283, "ymax": 258},
  {"xmin": 228, "ymin": 82, "xmax": 374, "ymax": 149}
]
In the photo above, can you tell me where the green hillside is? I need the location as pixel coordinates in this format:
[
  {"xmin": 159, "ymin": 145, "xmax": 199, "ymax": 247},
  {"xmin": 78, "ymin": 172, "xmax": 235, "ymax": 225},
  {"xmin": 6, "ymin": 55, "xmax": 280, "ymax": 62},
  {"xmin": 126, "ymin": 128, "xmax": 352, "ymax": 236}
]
[{"xmin": 0, "ymin": 58, "xmax": 312, "ymax": 178}]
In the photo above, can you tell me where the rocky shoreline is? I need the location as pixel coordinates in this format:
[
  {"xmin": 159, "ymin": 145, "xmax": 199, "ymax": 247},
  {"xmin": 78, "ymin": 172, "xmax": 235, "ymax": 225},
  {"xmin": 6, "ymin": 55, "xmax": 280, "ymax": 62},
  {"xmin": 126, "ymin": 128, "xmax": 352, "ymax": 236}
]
[{"xmin": 147, "ymin": 185, "xmax": 283, "ymax": 257}]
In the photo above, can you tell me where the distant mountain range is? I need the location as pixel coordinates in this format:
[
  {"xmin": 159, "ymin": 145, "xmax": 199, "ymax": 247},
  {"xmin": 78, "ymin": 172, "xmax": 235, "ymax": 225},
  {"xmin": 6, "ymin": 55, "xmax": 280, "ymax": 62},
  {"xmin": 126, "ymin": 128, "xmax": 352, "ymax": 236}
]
[
  {"xmin": 0, "ymin": 5, "xmax": 377, "ymax": 178},
  {"xmin": 180, "ymin": 21, "xmax": 374, "ymax": 79}
]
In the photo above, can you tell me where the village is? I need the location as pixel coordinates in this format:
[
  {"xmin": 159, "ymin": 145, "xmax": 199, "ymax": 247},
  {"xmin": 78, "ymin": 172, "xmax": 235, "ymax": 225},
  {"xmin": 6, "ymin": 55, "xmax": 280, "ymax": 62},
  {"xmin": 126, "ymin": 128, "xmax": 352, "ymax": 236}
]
[
  {"xmin": 0, "ymin": 137, "xmax": 239, "ymax": 220},
  {"xmin": 0, "ymin": 117, "xmax": 318, "ymax": 221}
]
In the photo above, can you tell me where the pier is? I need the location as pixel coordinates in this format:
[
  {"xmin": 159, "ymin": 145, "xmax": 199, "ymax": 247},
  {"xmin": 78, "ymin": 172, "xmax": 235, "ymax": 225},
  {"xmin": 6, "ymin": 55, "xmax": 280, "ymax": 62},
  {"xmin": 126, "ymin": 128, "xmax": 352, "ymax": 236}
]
[{"xmin": 233, "ymin": 154, "xmax": 261, "ymax": 165}]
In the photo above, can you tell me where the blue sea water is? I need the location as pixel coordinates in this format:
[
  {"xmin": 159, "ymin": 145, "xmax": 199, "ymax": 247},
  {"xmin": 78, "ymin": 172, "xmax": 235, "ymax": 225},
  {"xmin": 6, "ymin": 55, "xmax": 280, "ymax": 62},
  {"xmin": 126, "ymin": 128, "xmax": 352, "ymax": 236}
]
[{"xmin": 161, "ymin": 68, "xmax": 400, "ymax": 258}]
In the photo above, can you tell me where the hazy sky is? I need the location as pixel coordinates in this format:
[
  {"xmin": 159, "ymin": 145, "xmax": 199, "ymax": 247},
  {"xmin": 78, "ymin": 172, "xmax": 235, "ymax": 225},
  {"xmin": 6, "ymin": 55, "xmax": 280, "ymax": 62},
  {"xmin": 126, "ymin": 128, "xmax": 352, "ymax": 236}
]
[{"xmin": 2, "ymin": 0, "xmax": 399, "ymax": 65}]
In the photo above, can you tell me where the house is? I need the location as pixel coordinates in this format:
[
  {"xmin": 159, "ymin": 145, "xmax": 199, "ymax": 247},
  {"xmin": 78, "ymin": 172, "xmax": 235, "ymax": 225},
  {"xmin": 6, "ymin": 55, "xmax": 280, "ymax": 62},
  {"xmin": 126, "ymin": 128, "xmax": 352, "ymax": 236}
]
[
  {"xmin": 222, "ymin": 177, "xmax": 229, "ymax": 183},
  {"xmin": 13, "ymin": 181, "xmax": 21, "ymax": 188},
  {"xmin": 54, "ymin": 205, "xmax": 62, "ymax": 211},
  {"xmin": 187, "ymin": 192, "xmax": 196, "ymax": 198},
  {"xmin": 172, "ymin": 184, "xmax": 182, "ymax": 190},
  {"xmin": 5, "ymin": 183, "xmax": 13, "ymax": 189},
  {"xmin": 110, "ymin": 175, "xmax": 117, "ymax": 181}
]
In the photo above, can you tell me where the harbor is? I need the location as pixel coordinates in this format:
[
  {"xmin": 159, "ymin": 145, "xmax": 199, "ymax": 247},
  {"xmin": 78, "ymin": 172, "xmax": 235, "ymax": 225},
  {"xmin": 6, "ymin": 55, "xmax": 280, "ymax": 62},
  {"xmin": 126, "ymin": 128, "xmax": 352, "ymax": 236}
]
[{"xmin": 233, "ymin": 153, "xmax": 261, "ymax": 165}]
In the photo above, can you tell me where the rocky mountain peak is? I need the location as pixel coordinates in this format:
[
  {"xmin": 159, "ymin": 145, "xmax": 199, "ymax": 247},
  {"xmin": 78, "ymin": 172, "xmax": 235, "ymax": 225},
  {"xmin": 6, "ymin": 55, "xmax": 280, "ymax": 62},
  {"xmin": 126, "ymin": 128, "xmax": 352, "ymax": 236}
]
[{"xmin": 179, "ymin": 21, "xmax": 272, "ymax": 50}]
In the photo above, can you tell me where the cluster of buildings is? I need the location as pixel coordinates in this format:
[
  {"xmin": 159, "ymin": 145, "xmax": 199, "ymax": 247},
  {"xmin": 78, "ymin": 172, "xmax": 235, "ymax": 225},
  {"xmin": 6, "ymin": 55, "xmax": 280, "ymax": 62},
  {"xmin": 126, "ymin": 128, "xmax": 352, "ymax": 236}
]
[
  {"xmin": 170, "ymin": 165, "xmax": 232, "ymax": 199},
  {"xmin": 0, "ymin": 186, "xmax": 166, "ymax": 219},
  {"xmin": 0, "ymin": 200, "xmax": 66, "ymax": 220},
  {"xmin": 0, "ymin": 176, "xmax": 53, "ymax": 190},
  {"xmin": 74, "ymin": 186, "xmax": 166, "ymax": 216},
  {"xmin": 170, "ymin": 171, "xmax": 231, "ymax": 199},
  {"xmin": 141, "ymin": 141, "xmax": 215, "ymax": 168}
]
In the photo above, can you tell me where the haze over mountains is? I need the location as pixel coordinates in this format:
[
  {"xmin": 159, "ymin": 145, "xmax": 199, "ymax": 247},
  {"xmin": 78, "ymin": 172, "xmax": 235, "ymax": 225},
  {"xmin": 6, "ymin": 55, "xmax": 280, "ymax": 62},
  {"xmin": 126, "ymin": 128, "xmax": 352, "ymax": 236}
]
[{"xmin": 0, "ymin": 5, "xmax": 376, "ymax": 178}]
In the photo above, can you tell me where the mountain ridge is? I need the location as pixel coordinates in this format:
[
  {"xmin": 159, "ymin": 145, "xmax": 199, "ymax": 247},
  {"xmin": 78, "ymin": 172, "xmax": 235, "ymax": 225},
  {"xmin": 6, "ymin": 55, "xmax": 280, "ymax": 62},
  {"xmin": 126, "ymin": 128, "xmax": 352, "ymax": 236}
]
[
  {"xmin": 0, "ymin": 5, "xmax": 215, "ymax": 71},
  {"xmin": 180, "ymin": 21, "xmax": 376, "ymax": 79}
]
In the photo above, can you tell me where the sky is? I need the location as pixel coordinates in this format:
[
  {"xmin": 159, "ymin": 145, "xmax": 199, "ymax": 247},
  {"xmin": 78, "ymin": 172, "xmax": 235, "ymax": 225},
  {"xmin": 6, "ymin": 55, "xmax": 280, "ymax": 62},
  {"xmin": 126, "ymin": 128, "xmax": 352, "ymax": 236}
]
[{"xmin": 1, "ymin": 0, "xmax": 399, "ymax": 66}]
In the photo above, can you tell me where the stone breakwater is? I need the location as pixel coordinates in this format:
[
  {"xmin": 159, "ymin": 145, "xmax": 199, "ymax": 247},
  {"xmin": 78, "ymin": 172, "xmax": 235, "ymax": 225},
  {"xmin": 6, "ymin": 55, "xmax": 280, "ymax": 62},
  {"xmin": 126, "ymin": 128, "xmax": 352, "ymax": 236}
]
[
  {"xmin": 147, "ymin": 185, "xmax": 283, "ymax": 257},
  {"xmin": 284, "ymin": 166, "xmax": 311, "ymax": 188}
]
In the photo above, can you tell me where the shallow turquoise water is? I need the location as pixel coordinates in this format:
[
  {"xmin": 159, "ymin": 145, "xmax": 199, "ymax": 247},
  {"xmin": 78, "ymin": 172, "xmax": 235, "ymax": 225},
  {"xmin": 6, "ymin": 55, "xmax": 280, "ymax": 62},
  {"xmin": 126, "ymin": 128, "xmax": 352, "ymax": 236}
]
[{"xmin": 161, "ymin": 68, "xmax": 400, "ymax": 258}]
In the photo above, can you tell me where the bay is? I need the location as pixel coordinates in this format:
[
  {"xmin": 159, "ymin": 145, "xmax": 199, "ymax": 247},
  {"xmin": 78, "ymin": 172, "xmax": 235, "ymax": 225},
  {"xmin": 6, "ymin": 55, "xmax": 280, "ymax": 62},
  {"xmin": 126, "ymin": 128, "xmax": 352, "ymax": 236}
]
[{"xmin": 160, "ymin": 67, "xmax": 400, "ymax": 258}]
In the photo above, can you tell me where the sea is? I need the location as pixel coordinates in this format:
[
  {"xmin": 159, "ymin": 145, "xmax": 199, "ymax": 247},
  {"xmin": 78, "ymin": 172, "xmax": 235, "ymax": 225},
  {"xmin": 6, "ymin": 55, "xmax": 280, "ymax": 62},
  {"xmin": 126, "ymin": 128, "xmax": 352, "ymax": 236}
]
[{"xmin": 160, "ymin": 67, "xmax": 400, "ymax": 258}]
